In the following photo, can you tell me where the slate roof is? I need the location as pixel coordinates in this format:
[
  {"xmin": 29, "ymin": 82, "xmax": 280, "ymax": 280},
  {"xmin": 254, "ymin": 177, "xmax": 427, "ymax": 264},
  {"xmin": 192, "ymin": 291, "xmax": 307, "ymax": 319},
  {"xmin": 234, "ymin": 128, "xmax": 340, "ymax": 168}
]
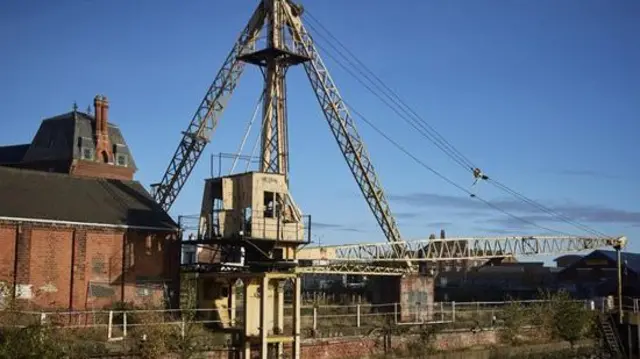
[
  {"xmin": 0, "ymin": 166, "xmax": 177, "ymax": 230},
  {"xmin": 597, "ymin": 250, "xmax": 640, "ymax": 275},
  {"xmin": 560, "ymin": 250, "xmax": 640, "ymax": 276},
  {"xmin": 0, "ymin": 144, "xmax": 30, "ymax": 164},
  {"xmin": 8, "ymin": 110, "xmax": 136, "ymax": 170}
]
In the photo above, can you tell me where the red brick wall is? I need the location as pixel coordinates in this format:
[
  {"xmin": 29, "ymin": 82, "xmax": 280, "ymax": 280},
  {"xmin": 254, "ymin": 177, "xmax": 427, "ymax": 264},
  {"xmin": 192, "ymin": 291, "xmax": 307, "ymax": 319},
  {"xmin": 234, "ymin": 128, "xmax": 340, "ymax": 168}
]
[
  {"xmin": 69, "ymin": 160, "xmax": 135, "ymax": 181},
  {"xmin": 29, "ymin": 228, "xmax": 73, "ymax": 307},
  {"xmin": 0, "ymin": 224, "xmax": 16, "ymax": 285},
  {"xmin": 83, "ymin": 230, "xmax": 126, "ymax": 309},
  {"xmin": 0, "ymin": 221, "xmax": 179, "ymax": 310},
  {"xmin": 161, "ymin": 331, "xmax": 499, "ymax": 359}
]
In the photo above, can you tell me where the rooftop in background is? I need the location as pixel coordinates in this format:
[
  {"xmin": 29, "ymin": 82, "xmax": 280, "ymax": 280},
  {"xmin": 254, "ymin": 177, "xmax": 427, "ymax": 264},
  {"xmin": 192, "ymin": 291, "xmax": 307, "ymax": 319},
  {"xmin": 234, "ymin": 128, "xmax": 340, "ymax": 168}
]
[
  {"xmin": 554, "ymin": 254, "xmax": 583, "ymax": 268},
  {"xmin": 0, "ymin": 95, "xmax": 137, "ymax": 181},
  {"xmin": 597, "ymin": 250, "xmax": 640, "ymax": 274},
  {"xmin": 0, "ymin": 144, "xmax": 30, "ymax": 164},
  {"xmin": 0, "ymin": 165, "xmax": 177, "ymax": 231},
  {"xmin": 558, "ymin": 249, "xmax": 640, "ymax": 276}
]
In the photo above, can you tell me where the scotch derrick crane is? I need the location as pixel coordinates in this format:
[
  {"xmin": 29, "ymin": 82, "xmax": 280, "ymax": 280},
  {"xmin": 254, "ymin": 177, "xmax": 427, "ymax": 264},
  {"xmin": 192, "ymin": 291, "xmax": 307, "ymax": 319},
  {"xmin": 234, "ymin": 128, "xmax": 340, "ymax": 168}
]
[
  {"xmin": 152, "ymin": 0, "xmax": 409, "ymax": 266},
  {"xmin": 153, "ymin": 0, "xmax": 626, "ymax": 277}
]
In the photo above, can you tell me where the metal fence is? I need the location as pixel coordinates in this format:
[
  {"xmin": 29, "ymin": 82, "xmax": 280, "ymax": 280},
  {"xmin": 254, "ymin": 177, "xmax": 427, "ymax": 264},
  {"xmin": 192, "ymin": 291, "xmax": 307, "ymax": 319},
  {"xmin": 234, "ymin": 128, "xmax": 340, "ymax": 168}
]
[{"xmin": 2, "ymin": 298, "xmax": 614, "ymax": 342}]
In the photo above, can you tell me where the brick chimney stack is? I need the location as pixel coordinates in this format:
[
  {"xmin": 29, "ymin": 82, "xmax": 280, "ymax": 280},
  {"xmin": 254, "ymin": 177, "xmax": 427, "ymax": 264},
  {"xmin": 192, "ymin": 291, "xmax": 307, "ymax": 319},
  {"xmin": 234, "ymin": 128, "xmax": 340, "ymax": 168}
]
[
  {"xmin": 100, "ymin": 96, "xmax": 109, "ymax": 134},
  {"xmin": 94, "ymin": 95, "xmax": 103, "ymax": 133},
  {"xmin": 93, "ymin": 94, "xmax": 113, "ymax": 163}
]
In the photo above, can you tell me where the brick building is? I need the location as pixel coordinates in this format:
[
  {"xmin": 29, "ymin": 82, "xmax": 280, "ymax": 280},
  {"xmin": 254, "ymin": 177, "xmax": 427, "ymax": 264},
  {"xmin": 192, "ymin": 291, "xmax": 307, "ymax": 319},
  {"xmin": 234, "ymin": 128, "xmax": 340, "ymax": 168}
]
[
  {"xmin": 0, "ymin": 95, "xmax": 136, "ymax": 180},
  {"xmin": 0, "ymin": 95, "xmax": 181, "ymax": 310}
]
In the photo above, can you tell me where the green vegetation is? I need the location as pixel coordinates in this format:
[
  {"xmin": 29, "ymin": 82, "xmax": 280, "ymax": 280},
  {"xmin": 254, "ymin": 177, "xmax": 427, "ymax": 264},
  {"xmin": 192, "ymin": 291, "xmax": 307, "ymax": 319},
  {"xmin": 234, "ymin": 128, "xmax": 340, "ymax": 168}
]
[
  {"xmin": 0, "ymin": 282, "xmax": 603, "ymax": 359},
  {"xmin": 499, "ymin": 299, "xmax": 531, "ymax": 345},
  {"xmin": 545, "ymin": 291, "xmax": 596, "ymax": 348},
  {"xmin": 0, "ymin": 282, "xmax": 110, "ymax": 359},
  {"xmin": 0, "ymin": 278, "xmax": 225, "ymax": 359}
]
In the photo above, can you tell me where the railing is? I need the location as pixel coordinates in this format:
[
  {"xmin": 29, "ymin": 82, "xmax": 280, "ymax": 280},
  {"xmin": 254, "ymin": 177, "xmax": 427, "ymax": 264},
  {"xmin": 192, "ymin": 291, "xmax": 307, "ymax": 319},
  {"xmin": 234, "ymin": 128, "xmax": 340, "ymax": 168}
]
[
  {"xmin": 2, "ymin": 298, "xmax": 616, "ymax": 341},
  {"xmin": 621, "ymin": 296, "xmax": 640, "ymax": 313},
  {"xmin": 202, "ymin": 208, "xmax": 312, "ymax": 243}
]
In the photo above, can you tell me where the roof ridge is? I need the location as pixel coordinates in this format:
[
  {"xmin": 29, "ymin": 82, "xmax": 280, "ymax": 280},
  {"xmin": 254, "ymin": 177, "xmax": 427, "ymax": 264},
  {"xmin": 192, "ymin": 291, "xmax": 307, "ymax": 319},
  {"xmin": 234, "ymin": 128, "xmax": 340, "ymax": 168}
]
[
  {"xmin": 0, "ymin": 144, "xmax": 30, "ymax": 149},
  {"xmin": 42, "ymin": 112, "xmax": 75, "ymax": 122}
]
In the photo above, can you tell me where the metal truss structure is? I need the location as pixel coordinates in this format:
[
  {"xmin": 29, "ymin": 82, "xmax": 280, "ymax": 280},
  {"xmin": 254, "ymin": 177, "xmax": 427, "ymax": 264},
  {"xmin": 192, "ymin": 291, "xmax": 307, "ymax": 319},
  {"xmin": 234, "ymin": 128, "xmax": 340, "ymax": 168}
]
[
  {"xmin": 296, "ymin": 235, "xmax": 627, "ymax": 275},
  {"xmin": 156, "ymin": 3, "xmax": 628, "ymax": 358},
  {"xmin": 282, "ymin": 5, "xmax": 409, "ymax": 266},
  {"xmin": 151, "ymin": 3, "xmax": 265, "ymax": 211},
  {"xmin": 156, "ymin": 0, "xmax": 626, "ymax": 279},
  {"xmin": 153, "ymin": 0, "xmax": 408, "ymax": 268}
]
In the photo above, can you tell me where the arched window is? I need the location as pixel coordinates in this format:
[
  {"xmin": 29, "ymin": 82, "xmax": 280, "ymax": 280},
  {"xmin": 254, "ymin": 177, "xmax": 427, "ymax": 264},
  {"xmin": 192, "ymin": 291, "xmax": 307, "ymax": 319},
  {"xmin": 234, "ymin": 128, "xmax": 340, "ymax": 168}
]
[{"xmin": 101, "ymin": 151, "xmax": 109, "ymax": 163}]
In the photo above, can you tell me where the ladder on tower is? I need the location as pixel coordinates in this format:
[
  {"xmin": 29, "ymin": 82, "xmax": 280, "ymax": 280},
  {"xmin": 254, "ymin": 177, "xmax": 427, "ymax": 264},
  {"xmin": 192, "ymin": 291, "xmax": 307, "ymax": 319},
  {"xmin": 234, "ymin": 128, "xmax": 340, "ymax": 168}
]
[{"xmin": 598, "ymin": 313, "xmax": 626, "ymax": 358}]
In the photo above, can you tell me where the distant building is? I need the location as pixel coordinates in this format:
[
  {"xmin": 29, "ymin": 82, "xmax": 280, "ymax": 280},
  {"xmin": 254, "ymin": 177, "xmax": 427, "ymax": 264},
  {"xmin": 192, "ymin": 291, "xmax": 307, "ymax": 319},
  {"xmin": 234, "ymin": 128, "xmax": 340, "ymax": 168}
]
[
  {"xmin": 557, "ymin": 250, "xmax": 640, "ymax": 298},
  {"xmin": 434, "ymin": 250, "xmax": 640, "ymax": 302},
  {"xmin": 435, "ymin": 261, "xmax": 559, "ymax": 302},
  {"xmin": 0, "ymin": 95, "xmax": 180, "ymax": 310},
  {"xmin": 554, "ymin": 254, "xmax": 583, "ymax": 268}
]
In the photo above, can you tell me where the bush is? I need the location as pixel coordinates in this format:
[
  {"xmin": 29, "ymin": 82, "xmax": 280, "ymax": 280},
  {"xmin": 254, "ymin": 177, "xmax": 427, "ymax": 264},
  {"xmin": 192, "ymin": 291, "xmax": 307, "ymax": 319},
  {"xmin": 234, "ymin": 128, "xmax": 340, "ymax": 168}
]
[
  {"xmin": 404, "ymin": 324, "xmax": 441, "ymax": 358},
  {"xmin": 535, "ymin": 290, "xmax": 595, "ymax": 348},
  {"xmin": 500, "ymin": 300, "xmax": 529, "ymax": 345}
]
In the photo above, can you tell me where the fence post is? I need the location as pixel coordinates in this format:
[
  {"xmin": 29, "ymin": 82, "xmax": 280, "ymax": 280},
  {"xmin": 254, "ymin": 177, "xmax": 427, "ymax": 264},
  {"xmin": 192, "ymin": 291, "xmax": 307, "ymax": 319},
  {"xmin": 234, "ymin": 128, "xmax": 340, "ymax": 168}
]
[
  {"xmin": 40, "ymin": 312, "xmax": 46, "ymax": 325},
  {"xmin": 181, "ymin": 316, "xmax": 186, "ymax": 338},
  {"xmin": 440, "ymin": 302, "xmax": 444, "ymax": 322},
  {"xmin": 313, "ymin": 307, "xmax": 317, "ymax": 332},
  {"xmin": 491, "ymin": 309, "xmax": 495, "ymax": 328},
  {"xmin": 394, "ymin": 303, "xmax": 398, "ymax": 324},
  {"xmin": 123, "ymin": 312, "xmax": 128, "ymax": 337},
  {"xmin": 107, "ymin": 310, "xmax": 113, "ymax": 340},
  {"xmin": 452, "ymin": 301, "xmax": 456, "ymax": 323},
  {"xmin": 356, "ymin": 304, "xmax": 361, "ymax": 328}
]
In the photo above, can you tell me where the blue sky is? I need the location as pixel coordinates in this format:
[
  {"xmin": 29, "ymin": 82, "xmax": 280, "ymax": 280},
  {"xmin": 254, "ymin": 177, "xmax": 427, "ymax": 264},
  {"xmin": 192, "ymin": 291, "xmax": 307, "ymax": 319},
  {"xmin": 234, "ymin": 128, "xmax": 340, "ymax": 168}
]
[{"xmin": 1, "ymin": 0, "xmax": 638, "ymax": 258}]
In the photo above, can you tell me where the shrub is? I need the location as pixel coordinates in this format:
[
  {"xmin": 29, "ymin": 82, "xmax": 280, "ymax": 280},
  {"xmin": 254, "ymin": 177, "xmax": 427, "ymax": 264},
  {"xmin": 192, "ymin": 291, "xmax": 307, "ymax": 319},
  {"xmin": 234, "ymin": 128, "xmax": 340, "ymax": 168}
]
[{"xmin": 500, "ymin": 299, "xmax": 529, "ymax": 345}]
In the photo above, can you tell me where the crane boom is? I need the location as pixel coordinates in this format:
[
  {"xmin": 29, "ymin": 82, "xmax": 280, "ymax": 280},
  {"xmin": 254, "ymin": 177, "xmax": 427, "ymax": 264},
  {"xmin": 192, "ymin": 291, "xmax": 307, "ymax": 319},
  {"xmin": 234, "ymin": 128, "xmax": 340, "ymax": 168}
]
[
  {"xmin": 297, "ymin": 235, "xmax": 627, "ymax": 275},
  {"xmin": 282, "ymin": 3, "xmax": 409, "ymax": 266},
  {"xmin": 151, "ymin": 4, "xmax": 266, "ymax": 211}
]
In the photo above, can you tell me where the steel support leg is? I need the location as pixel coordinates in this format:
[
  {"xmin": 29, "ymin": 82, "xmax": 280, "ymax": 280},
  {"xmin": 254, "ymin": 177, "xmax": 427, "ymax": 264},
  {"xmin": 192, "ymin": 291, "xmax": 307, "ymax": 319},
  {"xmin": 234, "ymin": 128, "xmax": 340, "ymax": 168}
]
[
  {"xmin": 293, "ymin": 276, "xmax": 301, "ymax": 359},
  {"xmin": 260, "ymin": 276, "xmax": 269, "ymax": 359}
]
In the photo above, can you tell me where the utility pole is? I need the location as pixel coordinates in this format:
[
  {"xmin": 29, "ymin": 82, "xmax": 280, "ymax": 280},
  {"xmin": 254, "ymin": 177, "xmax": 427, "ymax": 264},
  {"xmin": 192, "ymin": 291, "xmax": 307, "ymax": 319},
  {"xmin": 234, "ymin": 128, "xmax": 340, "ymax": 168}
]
[{"xmin": 617, "ymin": 245, "xmax": 623, "ymax": 324}]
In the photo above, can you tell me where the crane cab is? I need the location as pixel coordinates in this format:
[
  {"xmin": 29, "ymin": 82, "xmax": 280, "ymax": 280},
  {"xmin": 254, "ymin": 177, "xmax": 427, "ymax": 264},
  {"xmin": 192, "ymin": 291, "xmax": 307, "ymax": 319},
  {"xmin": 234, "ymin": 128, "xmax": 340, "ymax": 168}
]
[{"xmin": 197, "ymin": 171, "xmax": 310, "ymax": 267}]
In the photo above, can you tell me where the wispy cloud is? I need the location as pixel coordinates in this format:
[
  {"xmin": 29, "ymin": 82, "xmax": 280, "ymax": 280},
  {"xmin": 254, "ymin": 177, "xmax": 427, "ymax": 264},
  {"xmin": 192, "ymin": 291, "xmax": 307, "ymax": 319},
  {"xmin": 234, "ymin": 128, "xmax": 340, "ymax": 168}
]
[
  {"xmin": 314, "ymin": 222, "xmax": 364, "ymax": 233},
  {"xmin": 427, "ymin": 221, "xmax": 454, "ymax": 228},
  {"xmin": 388, "ymin": 192, "xmax": 640, "ymax": 230},
  {"xmin": 395, "ymin": 212, "xmax": 420, "ymax": 219},
  {"xmin": 550, "ymin": 169, "xmax": 628, "ymax": 181},
  {"xmin": 473, "ymin": 227, "xmax": 544, "ymax": 235}
]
